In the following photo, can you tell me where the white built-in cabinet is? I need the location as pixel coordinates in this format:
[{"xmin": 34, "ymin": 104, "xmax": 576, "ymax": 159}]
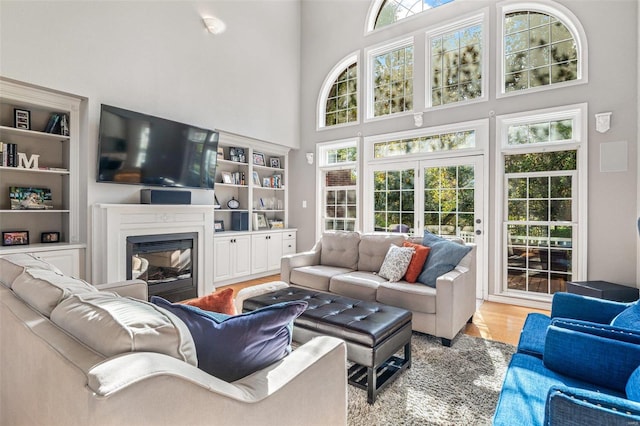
[
  {"xmin": 212, "ymin": 131, "xmax": 296, "ymax": 285},
  {"xmin": 251, "ymin": 231, "xmax": 283, "ymax": 274},
  {"xmin": 213, "ymin": 234, "xmax": 251, "ymax": 282},
  {"xmin": 0, "ymin": 78, "xmax": 85, "ymax": 276}
]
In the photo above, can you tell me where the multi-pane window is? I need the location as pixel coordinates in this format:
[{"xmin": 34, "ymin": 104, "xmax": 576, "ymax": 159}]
[
  {"xmin": 373, "ymin": 169, "xmax": 415, "ymax": 232},
  {"xmin": 507, "ymin": 118, "xmax": 572, "ymax": 146},
  {"xmin": 325, "ymin": 64, "xmax": 358, "ymax": 127},
  {"xmin": 319, "ymin": 141, "xmax": 358, "ymax": 233},
  {"xmin": 327, "ymin": 146, "xmax": 357, "ymax": 164},
  {"xmin": 374, "ymin": 0, "xmax": 455, "ymax": 30},
  {"xmin": 373, "ymin": 130, "xmax": 474, "ymax": 158},
  {"xmin": 505, "ymin": 151, "xmax": 576, "ymax": 295},
  {"xmin": 424, "ymin": 165, "xmax": 475, "ymax": 238},
  {"xmin": 324, "ymin": 170, "xmax": 357, "ymax": 232},
  {"xmin": 430, "ymin": 22, "xmax": 482, "ymax": 107},
  {"xmin": 372, "ymin": 44, "xmax": 414, "ymax": 117},
  {"xmin": 497, "ymin": 102, "xmax": 585, "ymax": 299},
  {"xmin": 503, "ymin": 10, "xmax": 578, "ymax": 93}
]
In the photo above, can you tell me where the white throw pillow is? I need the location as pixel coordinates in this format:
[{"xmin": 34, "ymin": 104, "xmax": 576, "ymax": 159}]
[{"xmin": 378, "ymin": 244, "xmax": 415, "ymax": 282}]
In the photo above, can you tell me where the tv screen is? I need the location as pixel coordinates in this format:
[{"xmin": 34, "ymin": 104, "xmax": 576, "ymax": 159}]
[{"xmin": 97, "ymin": 104, "xmax": 218, "ymax": 189}]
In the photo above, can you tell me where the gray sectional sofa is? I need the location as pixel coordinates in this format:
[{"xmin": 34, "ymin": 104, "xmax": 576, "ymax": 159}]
[
  {"xmin": 0, "ymin": 253, "xmax": 347, "ymax": 426},
  {"xmin": 281, "ymin": 231, "xmax": 476, "ymax": 345}
]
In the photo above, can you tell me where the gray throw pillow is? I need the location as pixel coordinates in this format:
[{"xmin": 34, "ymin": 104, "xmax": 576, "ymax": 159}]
[{"xmin": 417, "ymin": 231, "xmax": 472, "ymax": 287}]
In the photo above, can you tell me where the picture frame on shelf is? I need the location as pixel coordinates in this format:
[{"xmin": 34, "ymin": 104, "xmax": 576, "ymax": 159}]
[
  {"xmin": 229, "ymin": 147, "xmax": 245, "ymax": 162},
  {"xmin": 221, "ymin": 171, "xmax": 232, "ymax": 184},
  {"xmin": 14, "ymin": 108, "xmax": 31, "ymax": 130},
  {"xmin": 217, "ymin": 146, "xmax": 224, "ymax": 160},
  {"xmin": 2, "ymin": 230, "xmax": 29, "ymax": 246},
  {"xmin": 252, "ymin": 171, "xmax": 261, "ymax": 186},
  {"xmin": 41, "ymin": 231, "xmax": 60, "ymax": 243},
  {"xmin": 9, "ymin": 186, "xmax": 53, "ymax": 210},
  {"xmin": 253, "ymin": 152, "xmax": 266, "ymax": 166},
  {"xmin": 252, "ymin": 212, "xmax": 269, "ymax": 230},
  {"xmin": 270, "ymin": 157, "xmax": 281, "ymax": 168},
  {"xmin": 270, "ymin": 220, "xmax": 284, "ymax": 229},
  {"xmin": 263, "ymin": 177, "xmax": 271, "ymax": 188},
  {"xmin": 214, "ymin": 220, "xmax": 225, "ymax": 232}
]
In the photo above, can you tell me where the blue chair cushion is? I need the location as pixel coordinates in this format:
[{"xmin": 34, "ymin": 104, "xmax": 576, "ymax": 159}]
[
  {"xmin": 611, "ymin": 302, "xmax": 640, "ymax": 330},
  {"xmin": 517, "ymin": 313, "xmax": 551, "ymax": 358},
  {"xmin": 544, "ymin": 323, "xmax": 640, "ymax": 393},
  {"xmin": 151, "ymin": 296, "xmax": 307, "ymax": 382},
  {"xmin": 627, "ymin": 366, "xmax": 640, "ymax": 402},
  {"xmin": 493, "ymin": 353, "xmax": 625, "ymax": 426},
  {"xmin": 417, "ymin": 230, "xmax": 471, "ymax": 288}
]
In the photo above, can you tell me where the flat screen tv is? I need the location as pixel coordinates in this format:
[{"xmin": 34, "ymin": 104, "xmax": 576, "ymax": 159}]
[{"xmin": 97, "ymin": 104, "xmax": 218, "ymax": 189}]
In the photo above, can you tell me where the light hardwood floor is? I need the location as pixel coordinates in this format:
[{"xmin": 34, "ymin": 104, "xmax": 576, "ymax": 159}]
[{"xmin": 220, "ymin": 275, "xmax": 549, "ymax": 346}]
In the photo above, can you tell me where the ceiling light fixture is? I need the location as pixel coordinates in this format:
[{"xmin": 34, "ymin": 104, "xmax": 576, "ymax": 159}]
[{"xmin": 202, "ymin": 16, "xmax": 226, "ymax": 35}]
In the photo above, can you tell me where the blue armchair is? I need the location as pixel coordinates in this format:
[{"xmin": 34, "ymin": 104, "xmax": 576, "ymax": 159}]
[{"xmin": 493, "ymin": 292, "xmax": 640, "ymax": 426}]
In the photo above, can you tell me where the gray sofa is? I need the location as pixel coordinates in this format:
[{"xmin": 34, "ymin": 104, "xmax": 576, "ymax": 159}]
[
  {"xmin": 0, "ymin": 253, "xmax": 347, "ymax": 426},
  {"xmin": 281, "ymin": 231, "xmax": 476, "ymax": 346}
]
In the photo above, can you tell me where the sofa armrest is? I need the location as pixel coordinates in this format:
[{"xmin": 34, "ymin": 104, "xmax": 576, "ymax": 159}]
[
  {"xmin": 94, "ymin": 279, "xmax": 148, "ymax": 300},
  {"xmin": 88, "ymin": 335, "xmax": 347, "ymax": 403},
  {"xmin": 280, "ymin": 249, "xmax": 321, "ymax": 283},
  {"xmin": 545, "ymin": 385, "xmax": 640, "ymax": 425},
  {"xmin": 544, "ymin": 323, "xmax": 640, "ymax": 392},
  {"xmin": 434, "ymin": 245, "xmax": 477, "ymax": 340},
  {"xmin": 235, "ymin": 281, "xmax": 289, "ymax": 314},
  {"xmin": 551, "ymin": 292, "xmax": 629, "ymax": 324}
]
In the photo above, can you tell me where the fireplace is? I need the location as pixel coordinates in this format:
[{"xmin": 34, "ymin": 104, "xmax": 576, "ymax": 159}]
[{"xmin": 126, "ymin": 232, "xmax": 198, "ymax": 302}]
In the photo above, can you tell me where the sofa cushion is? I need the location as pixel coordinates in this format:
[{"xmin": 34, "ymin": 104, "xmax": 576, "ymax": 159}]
[
  {"xmin": 181, "ymin": 287, "xmax": 236, "ymax": 315},
  {"xmin": 357, "ymin": 233, "xmax": 406, "ymax": 272},
  {"xmin": 329, "ymin": 271, "xmax": 387, "ymax": 302},
  {"xmin": 611, "ymin": 302, "xmax": 640, "ymax": 330},
  {"xmin": 418, "ymin": 231, "xmax": 472, "ymax": 288},
  {"xmin": 0, "ymin": 253, "xmax": 63, "ymax": 287},
  {"xmin": 152, "ymin": 296, "xmax": 307, "ymax": 382},
  {"xmin": 377, "ymin": 281, "xmax": 436, "ymax": 314},
  {"xmin": 12, "ymin": 268, "xmax": 98, "ymax": 316},
  {"xmin": 402, "ymin": 241, "xmax": 431, "ymax": 283},
  {"xmin": 290, "ymin": 265, "xmax": 353, "ymax": 292},
  {"xmin": 51, "ymin": 292, "xmax": 197, "ymax": 365},
  {"xmin": 378, "ymin": 244, "xmax": 414, "ymax": 282},
  {"xmin": 320, "ymin": 231, "xmax": 360, "ymax": 269}
]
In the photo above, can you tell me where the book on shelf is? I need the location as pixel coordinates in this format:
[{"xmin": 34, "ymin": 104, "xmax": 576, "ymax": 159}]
[
  {"xmin": 44, "ymin": 113, "xmax": 60, "ymax": 133},
  {"xmin": 1, "ymin": 142, "xmax": 18, "ymax": 167}
]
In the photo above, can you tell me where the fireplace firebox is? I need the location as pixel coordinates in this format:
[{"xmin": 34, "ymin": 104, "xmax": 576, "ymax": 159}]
[{"xmin": 126, "ymin": 233, "xmax": 198, "ymax": 302}]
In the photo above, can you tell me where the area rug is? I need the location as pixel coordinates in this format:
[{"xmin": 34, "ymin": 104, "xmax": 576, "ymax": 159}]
[{"xmin": 347, "ymin": 333, "xmax": 515, "ymax": 426}]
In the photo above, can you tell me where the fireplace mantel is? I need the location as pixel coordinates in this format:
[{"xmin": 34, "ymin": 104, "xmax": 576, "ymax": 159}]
[{"xmin": 92, "ymin": 204, "xmax": 214, "ymax": 297}]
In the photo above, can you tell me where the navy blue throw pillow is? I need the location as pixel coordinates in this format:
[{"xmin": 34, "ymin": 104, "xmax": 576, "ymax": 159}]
[
  {"xmin": 417, "ymin": 230, "xmax": 472, "ymax": 288},
  {"xmin": 152, "ymin": 296, "xmax": 307, "ymax": 382}
]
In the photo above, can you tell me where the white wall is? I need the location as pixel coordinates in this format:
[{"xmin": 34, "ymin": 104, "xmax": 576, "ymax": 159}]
[{"xmin": 295, "ymin": 0, "xmax": 639, "ymax": 287}]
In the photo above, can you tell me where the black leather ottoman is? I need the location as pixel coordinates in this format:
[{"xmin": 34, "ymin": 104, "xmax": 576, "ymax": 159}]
[{"xmin": 243, "ymin": 286, "xmax": 412, "ymax": 403}]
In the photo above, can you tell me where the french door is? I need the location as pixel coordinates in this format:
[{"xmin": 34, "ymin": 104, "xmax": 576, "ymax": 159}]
[
  {"xmin": 421, "ymin": 156, "xmax": 485, "ymax": 298},
  {"xmin": 368, "ymin": 155, "xmax": 485, "ymax": 297}
]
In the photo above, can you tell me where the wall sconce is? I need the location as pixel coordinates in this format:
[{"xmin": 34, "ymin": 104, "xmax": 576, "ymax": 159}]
[
  {"xmin": 202, "ymin": 16, "xmax": 226, "ymax": 35},
  {"xmin": 595, "ymin": 112, "xmax": 612, "ymax": 133},
  {"xmin": 306, "ymin": 153, "xmax": 314, "ymax": 165}
]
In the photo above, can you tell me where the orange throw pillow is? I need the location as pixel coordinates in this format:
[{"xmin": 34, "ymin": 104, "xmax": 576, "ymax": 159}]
[
  {"xmin": 182, "ymin": 287, "xmax": 237, "ymax": 315},
  {"xmin": 402, "ymin": 241, "xmax": 431, "ymax": 283}
]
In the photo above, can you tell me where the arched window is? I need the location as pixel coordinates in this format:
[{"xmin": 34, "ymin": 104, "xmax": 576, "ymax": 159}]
[
  {"xmin": 498, "ymin": 2, "xmax": 587, "ymax": 96},
  {"xmin": 367, "ymin": 0, "xmax": 455, "ymax": 32},
  {"xmin": 317, "ymin": 54, "xmax": 358, "ymax": 129}
]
